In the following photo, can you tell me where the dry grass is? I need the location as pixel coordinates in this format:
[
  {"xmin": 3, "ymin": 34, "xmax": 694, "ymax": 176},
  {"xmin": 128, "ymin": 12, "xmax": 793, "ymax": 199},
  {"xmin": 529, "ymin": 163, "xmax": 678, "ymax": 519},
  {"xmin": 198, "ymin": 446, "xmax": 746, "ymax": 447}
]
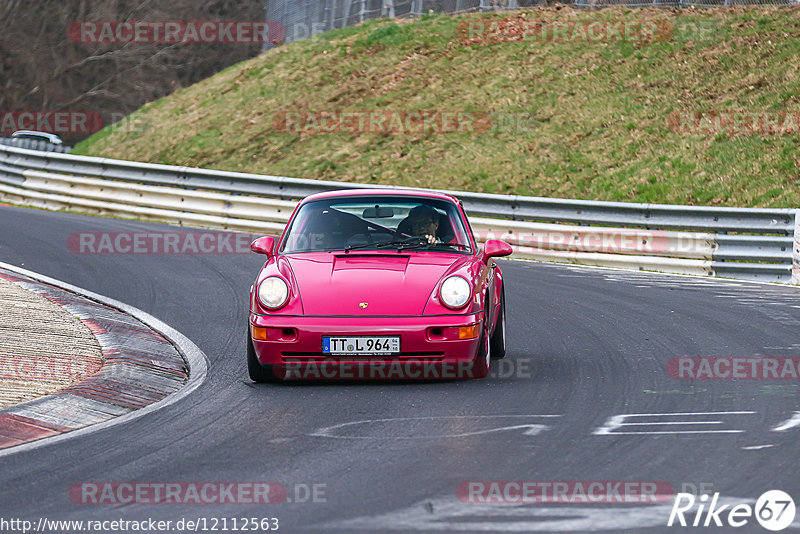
[{"xmin": 74, "ymin": 6, "xmax": 800, "ymax": 207}]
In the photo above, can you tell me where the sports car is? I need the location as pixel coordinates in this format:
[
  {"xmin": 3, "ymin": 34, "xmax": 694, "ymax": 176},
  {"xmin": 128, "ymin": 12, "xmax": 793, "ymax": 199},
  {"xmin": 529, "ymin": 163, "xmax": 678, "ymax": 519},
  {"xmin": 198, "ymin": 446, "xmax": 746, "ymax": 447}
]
[{"xmin": 247, "ymin": 189, "xmax": 512, "ymax": 381}]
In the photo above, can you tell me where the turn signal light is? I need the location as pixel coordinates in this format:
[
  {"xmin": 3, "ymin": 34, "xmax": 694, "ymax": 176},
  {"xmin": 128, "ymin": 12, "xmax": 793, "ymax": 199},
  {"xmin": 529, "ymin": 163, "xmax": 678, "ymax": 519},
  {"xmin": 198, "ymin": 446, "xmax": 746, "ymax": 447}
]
[
  {"xmin": 458, "ymin": 324, "xmax": 479, "ymax": 340},
  {"xmin": 252, "ymin": 326, "xmax": 268, "ymax": 341},
  {"xmin": 251, "ymin": 325, "xmax": 298, "ymax": 342}
]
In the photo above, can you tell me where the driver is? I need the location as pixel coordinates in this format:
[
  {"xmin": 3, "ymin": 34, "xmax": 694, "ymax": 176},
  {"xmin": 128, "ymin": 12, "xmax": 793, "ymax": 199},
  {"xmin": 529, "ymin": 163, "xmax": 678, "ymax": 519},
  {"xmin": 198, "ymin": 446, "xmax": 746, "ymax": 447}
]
[{"xmin": 405, "ymin": 205, "xmax": 441, "ymax": 244}]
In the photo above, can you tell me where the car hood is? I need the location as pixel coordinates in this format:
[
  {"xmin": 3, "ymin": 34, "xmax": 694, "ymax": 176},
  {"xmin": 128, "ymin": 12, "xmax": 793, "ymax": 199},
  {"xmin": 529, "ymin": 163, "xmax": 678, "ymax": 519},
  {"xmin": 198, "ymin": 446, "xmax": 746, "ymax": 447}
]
[{"xmin": 286, "ymin": 252, "xmax": 465, "ymax": 316}]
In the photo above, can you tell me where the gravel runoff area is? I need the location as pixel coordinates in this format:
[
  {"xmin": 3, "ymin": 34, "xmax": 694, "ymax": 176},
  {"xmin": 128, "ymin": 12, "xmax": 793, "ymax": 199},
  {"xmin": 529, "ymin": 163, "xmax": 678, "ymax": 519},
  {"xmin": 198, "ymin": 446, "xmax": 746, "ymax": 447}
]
[{"xmin": 0, "ymin": 276, "xmax": 103, "ymax": 408}]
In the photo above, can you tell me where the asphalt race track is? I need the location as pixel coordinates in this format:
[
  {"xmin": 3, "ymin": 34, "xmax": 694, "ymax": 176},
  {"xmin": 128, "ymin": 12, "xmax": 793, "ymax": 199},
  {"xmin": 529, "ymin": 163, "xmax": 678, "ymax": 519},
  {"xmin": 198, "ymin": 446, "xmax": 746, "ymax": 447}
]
[{"xmin": 1, "ymin": 204, "xmax": 799, "ymax": 533}]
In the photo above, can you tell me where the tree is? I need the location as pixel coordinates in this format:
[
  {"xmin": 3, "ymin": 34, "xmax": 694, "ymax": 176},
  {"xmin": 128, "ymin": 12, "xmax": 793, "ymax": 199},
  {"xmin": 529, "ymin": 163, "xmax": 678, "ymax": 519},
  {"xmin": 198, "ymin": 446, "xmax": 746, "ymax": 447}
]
[{"xmin": 0, "ymin": 0, "xmax": 264, "ymax": 142}]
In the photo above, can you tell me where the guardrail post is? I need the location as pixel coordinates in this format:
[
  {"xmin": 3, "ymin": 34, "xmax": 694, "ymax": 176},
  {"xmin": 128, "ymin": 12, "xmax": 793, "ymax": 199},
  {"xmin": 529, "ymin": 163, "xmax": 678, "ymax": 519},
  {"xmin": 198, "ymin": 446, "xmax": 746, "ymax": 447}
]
[{"xmin": 793, "ymin": 210, "xmax": 800, "ymax": 285}]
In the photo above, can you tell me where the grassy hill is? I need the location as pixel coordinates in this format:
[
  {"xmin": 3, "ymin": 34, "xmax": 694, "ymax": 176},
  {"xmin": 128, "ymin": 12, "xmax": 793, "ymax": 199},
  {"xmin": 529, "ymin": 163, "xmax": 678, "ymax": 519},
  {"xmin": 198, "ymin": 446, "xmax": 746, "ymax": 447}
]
[{"xmin": 74, "ymin": 7, "xmax": 800, "ymax": 207}]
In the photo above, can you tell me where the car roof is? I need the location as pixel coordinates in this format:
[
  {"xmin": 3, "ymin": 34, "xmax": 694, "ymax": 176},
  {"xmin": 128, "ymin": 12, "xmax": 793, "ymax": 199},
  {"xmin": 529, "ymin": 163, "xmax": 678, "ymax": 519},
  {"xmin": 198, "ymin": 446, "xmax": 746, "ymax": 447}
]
[
  {"xmin": 12, "ymin": 130, "xmax": 56, "ymax": 136},
  {"xmin": 11, "ymin": 130, "xmax": 62, "ymax": 141},
  {"xmin": 300, "ymin": 188, "xmax": 461, "ymax": 205}
]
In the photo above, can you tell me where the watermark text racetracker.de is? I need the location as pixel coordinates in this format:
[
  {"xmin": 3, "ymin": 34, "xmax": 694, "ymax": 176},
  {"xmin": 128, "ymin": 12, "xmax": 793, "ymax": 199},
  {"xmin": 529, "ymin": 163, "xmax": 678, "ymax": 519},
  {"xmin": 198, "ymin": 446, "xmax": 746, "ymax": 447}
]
[
  {"xmin": 668, "ymin": 111, "xmax": 800, "ymax": 135},
  {"xmin": 478, "ymin": 227, "xmax": 710, "ymax": 257},
  {"xmin": 68, "ymin": 20, "xmax": 286, "ymax": 44},
  {"xmin": 272, "ymin": 110, "xmax": 537, "ymax": 135},
  {"xmin": 0, "ymin": 354, "xmax": 100, "ymax": 382},
  {"xmin": 668, "ymin": 357, "xmax": 800, "ymax": 379},
  {"xmin": 1, "ymin": 111, "xmax": 104, "ymax": 135},
  {"xmin": 69, "ymin": 481, "xmax": 326, "ymax": 504},
  {"xmin": 67, "ymin": 228, "xmax": 709, "ymax": 257},
  {"xmin": 67, "ymin": 232, "xmax": 261, "ymax": 254},
  {"xmin": 457, "ymin": 480, "xmax": 674, "ymax": 503},
  {"xmin": 458, "ymin": 18, "xmax": 673, "ymax": 44},
  {"xmin": 271, "ymin": 358, "xmax": 533, "ymax": 381}
]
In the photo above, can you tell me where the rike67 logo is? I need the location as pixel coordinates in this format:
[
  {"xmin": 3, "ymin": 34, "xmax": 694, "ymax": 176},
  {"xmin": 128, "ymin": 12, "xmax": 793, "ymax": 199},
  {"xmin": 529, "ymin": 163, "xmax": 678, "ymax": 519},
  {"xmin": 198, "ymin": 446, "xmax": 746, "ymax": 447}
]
[{"xmin": 668, "ymin": 490, "xmax": 796, "ymax": 531}]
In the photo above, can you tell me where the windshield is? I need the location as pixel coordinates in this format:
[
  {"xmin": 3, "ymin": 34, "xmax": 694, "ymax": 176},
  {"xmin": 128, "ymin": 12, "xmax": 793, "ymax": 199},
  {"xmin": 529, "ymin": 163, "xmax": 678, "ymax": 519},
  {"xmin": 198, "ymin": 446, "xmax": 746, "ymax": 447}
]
[{"xmin": 280, "ymin": 196, "xmax": 473, "ymax": 254}]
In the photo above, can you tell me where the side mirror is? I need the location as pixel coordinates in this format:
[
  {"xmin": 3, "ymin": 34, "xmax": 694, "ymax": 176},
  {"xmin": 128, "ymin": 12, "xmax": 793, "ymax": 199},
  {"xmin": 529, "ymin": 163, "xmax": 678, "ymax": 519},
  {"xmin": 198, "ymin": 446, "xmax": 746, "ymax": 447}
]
[
  {"xmin": 250, "ymin": 236, "xmax": 275, "ymax": 257},
  {"xmin": 483, "ymin": 239, "xmax": 512, "ymax": 261}
]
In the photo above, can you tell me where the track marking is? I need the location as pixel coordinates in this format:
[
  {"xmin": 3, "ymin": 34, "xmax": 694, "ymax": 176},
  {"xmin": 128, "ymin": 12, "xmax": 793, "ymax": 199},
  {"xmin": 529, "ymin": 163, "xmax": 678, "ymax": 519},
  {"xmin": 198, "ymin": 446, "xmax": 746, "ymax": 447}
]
[
  {"xmin": 772, "ymin": 411, "xmax": 800, "ymax": 432},
  {"xmin": 310, "ymin": 415, "xmax": 559, "ymax": 440},
  {"xmin": 593, "ymin": 412, "xmax": 755, "ymax": 436}
]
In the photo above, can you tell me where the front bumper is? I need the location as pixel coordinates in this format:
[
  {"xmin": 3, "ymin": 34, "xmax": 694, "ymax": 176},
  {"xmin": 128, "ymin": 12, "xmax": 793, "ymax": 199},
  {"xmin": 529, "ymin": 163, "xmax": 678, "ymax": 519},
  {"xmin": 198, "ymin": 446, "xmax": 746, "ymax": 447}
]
[{"xmin": 249, "ymin": 312, "xmax": 484, "ymax": 379}]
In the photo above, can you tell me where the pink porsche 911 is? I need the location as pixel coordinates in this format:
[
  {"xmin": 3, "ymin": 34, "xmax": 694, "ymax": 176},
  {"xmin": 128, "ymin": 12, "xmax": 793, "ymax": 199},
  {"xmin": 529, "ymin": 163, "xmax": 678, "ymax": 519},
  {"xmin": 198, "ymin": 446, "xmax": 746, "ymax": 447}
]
[{"xmin": 247, "ymin": 189, "xmax": 512, "ymax": 381}]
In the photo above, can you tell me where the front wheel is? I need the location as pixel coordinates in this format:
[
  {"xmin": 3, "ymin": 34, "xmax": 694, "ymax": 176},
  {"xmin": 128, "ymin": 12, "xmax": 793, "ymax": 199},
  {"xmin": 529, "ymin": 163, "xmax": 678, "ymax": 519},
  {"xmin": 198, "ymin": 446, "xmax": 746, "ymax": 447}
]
[
  {"xmin": 490, "ymin": 286, "xmax": 506, "ymax": 360},
  {"xmin": 470, "ymin": 326, "xmax": 491, "ymax": 379},
  {"xmin": 247, "ymin": 328, "xmax": 278, "ymax": 383}
]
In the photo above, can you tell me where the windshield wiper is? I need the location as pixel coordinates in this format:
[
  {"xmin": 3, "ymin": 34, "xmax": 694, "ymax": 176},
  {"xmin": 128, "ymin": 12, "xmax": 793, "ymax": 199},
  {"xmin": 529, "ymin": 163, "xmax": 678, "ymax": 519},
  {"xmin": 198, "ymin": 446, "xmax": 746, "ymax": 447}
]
[
  {"xmin": 375, "ymin": 237, "xmax": 428, "ymax": 251},
  {"xmin": 343, "ymin": 238, "xmax": 423, "ymax": 252},
  {"xmin": 344, "ymin": 237, "xmax": 465, "ymax": 253},
  {"xmin": 343, "ymin": 241, "xmax": 385, "ymax": 252},
  {"xmin": 389, "ymin": 239, "xmax": 471, "ymax": 251}
]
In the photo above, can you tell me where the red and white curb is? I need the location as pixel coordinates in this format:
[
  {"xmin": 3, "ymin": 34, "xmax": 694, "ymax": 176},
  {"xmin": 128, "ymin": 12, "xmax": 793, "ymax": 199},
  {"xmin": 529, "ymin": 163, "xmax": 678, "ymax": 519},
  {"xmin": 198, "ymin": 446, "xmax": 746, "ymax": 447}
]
[{"xmin": 0, "ymin": 262, "xmax": 208, "ymax": 455}]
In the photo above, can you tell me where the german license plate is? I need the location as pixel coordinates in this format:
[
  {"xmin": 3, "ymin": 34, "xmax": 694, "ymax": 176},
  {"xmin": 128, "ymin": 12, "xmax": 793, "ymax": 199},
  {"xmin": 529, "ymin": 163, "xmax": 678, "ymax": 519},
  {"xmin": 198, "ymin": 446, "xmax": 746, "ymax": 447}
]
[{"xmin": 323, "ymin": 336, "xmax": 400, "ymax": 355}]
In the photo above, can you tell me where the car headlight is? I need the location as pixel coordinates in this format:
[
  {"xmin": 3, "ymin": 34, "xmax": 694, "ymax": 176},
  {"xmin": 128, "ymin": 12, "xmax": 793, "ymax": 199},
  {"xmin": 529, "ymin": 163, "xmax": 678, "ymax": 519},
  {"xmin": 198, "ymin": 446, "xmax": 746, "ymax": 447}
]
[
  {"xmin": 258, "ymin": 277, "xmax": 289, "ymax": 309},
  {"xmin": 440, "ymin": 276, "xmax": 471, "ymax": 309}
]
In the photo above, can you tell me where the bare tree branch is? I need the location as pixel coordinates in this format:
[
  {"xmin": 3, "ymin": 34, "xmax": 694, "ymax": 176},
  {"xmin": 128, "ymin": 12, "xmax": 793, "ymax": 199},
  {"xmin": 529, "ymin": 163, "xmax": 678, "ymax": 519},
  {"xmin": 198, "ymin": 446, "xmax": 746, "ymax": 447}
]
[{"xmin": 0, "ymin": 0, "xmax": 264, "ymax": 141}]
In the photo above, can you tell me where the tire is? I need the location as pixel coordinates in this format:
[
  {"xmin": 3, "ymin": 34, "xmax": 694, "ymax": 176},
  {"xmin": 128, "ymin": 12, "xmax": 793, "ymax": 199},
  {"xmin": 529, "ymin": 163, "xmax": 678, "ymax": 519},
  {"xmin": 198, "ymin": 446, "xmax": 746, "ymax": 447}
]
[
  {"xmin": 490, "ymin": 286, "xmax": 506, "ymax": 360},
  {"xmin": 470, "ymin": 325, "xmax": 491, "ymax": 379},
  {"xmin": 247, "ymin": 328, "xmax": 278, "ymax": 383}
]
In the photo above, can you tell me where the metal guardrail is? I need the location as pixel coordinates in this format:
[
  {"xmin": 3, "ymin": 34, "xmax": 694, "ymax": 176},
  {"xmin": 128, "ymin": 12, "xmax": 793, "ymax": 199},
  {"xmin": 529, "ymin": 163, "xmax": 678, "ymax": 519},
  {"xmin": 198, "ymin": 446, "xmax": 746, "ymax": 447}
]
[{"xmin": 0, "ymin": 143, "xmax": 797, "ymax": 284}]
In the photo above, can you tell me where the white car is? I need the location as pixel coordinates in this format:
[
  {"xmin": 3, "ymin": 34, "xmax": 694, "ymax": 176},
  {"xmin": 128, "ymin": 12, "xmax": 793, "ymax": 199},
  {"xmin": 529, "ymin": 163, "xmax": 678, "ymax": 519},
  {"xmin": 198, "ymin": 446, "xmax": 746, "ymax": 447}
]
[{"xmin": 11, "ymin": 130, "xmax": 64, "ymax": 145}]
